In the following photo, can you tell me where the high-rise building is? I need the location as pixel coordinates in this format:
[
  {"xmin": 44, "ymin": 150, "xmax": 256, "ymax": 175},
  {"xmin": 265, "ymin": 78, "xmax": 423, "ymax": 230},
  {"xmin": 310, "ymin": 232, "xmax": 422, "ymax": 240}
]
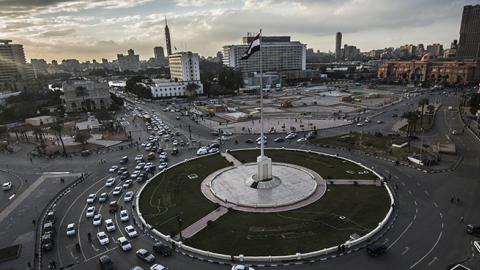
[
  {"xmin": 0, "ymin": 39, "xmax": 36, "ymax": 91},
  {"xmin": 335, "ymin": 32, "xmax": 342, "ymax": 61},
  {"xmin": 154, "ymin": 46, "xmax": 166, "ymax": 66},
  {"xmin": 343, "ymin": 44, "xmax": 360, "ymax": 60},
  {"xmin": 168, "ymin": 51, "xmax": 201, "ymax": 82},
  {"xmin": 117, "ymin": 49, "xmax": 141, "ymax": 72},
  {"xmin": 426, "ymin": 44, "xmax": 444, "ymax": 58},
  {"xmin": 457, "ymin": 5, "xmax": 480, "ymax": 59},
  {"xmin": 31, "ymin": 59, "xmax": 48, "ymax": 78},
  {"xmin": 223, "ymin": 36, "xmax": 306, "ymax": 77},
  {"xmin": 165, "ymin": 17, "xmax": 172, "ymax": 56}
]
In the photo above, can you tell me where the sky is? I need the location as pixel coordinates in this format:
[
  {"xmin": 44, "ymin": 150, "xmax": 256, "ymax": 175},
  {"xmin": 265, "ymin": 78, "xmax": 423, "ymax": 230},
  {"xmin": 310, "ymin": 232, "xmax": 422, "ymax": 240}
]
[{"xmin": 0, "ymin": 0, "xmax": 477, "ymax": 62}]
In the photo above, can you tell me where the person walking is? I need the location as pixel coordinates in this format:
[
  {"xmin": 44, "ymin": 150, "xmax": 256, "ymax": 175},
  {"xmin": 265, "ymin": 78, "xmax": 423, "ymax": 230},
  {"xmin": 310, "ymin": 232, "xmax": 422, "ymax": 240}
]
[{"xmin": 460, "ymin": 216, "xmax": 464, "ymax": 223}]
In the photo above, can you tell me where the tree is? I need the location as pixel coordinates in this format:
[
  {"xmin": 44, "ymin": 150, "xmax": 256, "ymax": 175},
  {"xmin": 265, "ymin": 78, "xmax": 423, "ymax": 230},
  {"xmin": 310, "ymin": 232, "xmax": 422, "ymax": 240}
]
[
  {"xmin": 426, "ymin": 105, "xmax": 435, "ymax": 122},
  {"xmin": 51, "ymin": 121, "xmax": 67, "ymax": 155},
  {"xmin": 185, "ymin": 83, "xmax": 200, "ymax": 99},
  {"xmin": 74, "ymin": 131, "xmax": 91, "ymax": 146},
  {"xmin": 125, "ymin": 76, "xmax": 152, "ymax": 99},
  {"xmin": 468, "ymin": 93, "xmax": 480, "ymax": 116},
  {"xmin": 402, "ymin": 111, "xmax": 420, "ymax": 136},
  {"xmin": 418, "ymin": 96, "xmax": 429, "ymax": 125}
]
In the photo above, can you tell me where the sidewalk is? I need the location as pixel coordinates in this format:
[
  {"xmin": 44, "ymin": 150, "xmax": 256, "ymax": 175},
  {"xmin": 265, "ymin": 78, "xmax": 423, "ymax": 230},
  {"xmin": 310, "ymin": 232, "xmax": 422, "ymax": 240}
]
[
  {"xmin": 221, "ymin": 151, "xmax": 242, "ymax": 166},
  {"xmin": 178, "ymin": 207, "xmax": 228, "ymax": 239}
]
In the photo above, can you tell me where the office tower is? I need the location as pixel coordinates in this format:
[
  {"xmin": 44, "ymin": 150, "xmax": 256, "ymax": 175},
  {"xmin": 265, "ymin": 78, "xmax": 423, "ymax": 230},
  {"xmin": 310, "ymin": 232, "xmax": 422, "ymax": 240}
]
[
  {"xmin": 457, "ymin": 5, "xmax": 480, "ymax": 59},
  {"xmin": 335, "ymin": 32, "xmax": 342, "ymax": 61},
  {"xmin": 154, "ymin": 46, "xmax": 166, "ymax": 66},
  {"xmin": 117, "ymin": 49, "xmax": 141, "ymax": 72},
  {"xmin": 168, "ymin": 51, "xmax": 200, "ymax": 82},
  {"xmin": 165, "ymin": 17, "xmax": 172, "ymax": 56},
  {"xmin": 0, "ymin": 39, "xmax": 36, "ymax": 91}
]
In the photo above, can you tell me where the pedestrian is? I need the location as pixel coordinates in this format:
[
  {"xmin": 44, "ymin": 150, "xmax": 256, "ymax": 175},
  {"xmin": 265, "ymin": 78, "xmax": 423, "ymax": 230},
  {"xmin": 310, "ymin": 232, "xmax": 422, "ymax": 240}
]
[
  {"xmin": 460, "ymin": 216, "xmax": 464, "ymax": 223},
  {"xmin": 457, "ymin": 197, "xmax": 460, "ymax": 204},
  {"xmin": 27, "ymin": 262, "xmax": 31, "ymax": 269},
  {"xmin": 32, "ymin": 219, "xmax": 36, "ymax": 226},
  {"xmin": 450, "ymin": 196, "xmax": 454, "ymax": 203},
  {"xmin": 30, "ymin": 157, "xmax": 33, "ymax": 163}
]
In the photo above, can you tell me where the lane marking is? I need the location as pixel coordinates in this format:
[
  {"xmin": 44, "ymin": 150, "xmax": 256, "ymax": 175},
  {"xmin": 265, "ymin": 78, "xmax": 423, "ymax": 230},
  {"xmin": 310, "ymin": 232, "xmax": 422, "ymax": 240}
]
[
  {"xmin": 402, "ymin": 246, "xmax": 410, "ymax": 255},
  {"xmin": 388, "ymin": 221, "xmax": 414, "ymax": 249},
  {"xmin": 414, "ymin": 201, "xmax": 418, "ymax": 206},
  {"xmin": 409, "ymin": 231, "xmax": 443, "ymax": 269},
  {"xmin": 433, "ymin": 202, "xmax": 438, "ymax": 208},
  {"xmin": 427, "ymin": 256, "xmax": 438, "ymax": 266},
  {"xmin": 8, "ymin": 194, "xmax": 15, "ymax": 200},
  {"xmin": 439, "ymin": 213, "xmax": 443, "ymax": 219},
  {"xmin": 424, "ymin": 190, "xmax": 429, "ymax": 197}
]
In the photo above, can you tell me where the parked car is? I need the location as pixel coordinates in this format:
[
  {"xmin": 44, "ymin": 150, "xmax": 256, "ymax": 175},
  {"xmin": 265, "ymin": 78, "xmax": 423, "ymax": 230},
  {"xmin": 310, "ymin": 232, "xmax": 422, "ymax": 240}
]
[
  {"xmin": 41, "ymin": 233, "xmax": 54, "ymax": 251},
  {"xmin": 150, "ymin": 264, "xmax": 168, "ymax": 270},
  {"xmin": 274, "ymin": 137, "xmax": 284, "ymax": 143},
  {"xmin": 231, "ymin": 265, "xmax": 255, "ymax": 270},
  {"xmin": 152, "ymin": 242, "xmax": 172, "ymax": 257},
  {"xmin": 196, "ymin": 147, "xmax": 208, "ymax": 156}
]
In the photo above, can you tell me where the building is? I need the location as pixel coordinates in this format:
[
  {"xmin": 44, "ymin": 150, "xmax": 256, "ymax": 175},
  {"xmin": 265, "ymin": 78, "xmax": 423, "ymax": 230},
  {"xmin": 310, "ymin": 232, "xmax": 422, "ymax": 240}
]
[
  {"xmin": 335, "ymin": 32, "xmax": 342, "ymax": 61},
  {"xmin": 31, "ymin": 59, "xmax": 48, "ymax": 78},
  {"xmin": 399, "ymin": 44, "xmax": 417, "ymax": 59},
  {"xmin": 0, "ymin": 40, "xmax": 36, "ymax": 91},
  {"xmin": 168, "ymin": 51, "xmax": 201, "ymax": 82},
  {"xmin": 457, "ymin": 5, "xmax": 480, "ymax": 59},
  {"xmin": 223, "ymin": 36, "xmax": 306, "ymax": 82},
  {"xmin": 154, "ymin": 46, "xmax": 166, "ymax": 66},
  {"xmin": 165, "ymin": 17, "xmax": 172, "ymax": 56},
  {"xmin": 378, "ymin": 53, "xmax": 480, "ymax": 85},
  {"xmin": 61, "ymin": 79, "xmax": 112, "ymax": 112},
  {"xmin": 343, "ymin": 44, "xmax": 361, "ymax": 60},
  {"xmin": 117, "ymin": 49, "xmax": 140, "ymax": 72},
  {"xmin": 148, "ymin": 79, "xmax": 203, "ymax": 98},
  {"xmin": 426, "ymin": 44, "xmax": 444, "ymax": 58},
  {"xmin": 61, "ymin": 59, "xmax": 81, "ymax": 73}
]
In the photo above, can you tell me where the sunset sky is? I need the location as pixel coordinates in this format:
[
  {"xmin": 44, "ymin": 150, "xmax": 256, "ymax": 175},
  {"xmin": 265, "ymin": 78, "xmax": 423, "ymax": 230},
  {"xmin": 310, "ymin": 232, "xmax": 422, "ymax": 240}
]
[{"xmin": 0, "ymin": 0, "xmax": 476, "ymax": 62}]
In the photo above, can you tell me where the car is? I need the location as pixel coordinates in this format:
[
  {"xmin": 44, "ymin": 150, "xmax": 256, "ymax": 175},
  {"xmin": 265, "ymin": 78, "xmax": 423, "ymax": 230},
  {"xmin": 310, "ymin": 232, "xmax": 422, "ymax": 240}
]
[
  {"xmin": 120, "ymin": 210, "xmax": 129, "ymax": 222},
  {"xmin": 257, "ymin": 139, "xmax": 267, "ymax": 145},
  {"xmin": 105, "ymin": 219, "xmax": 115, "ymax": 232},
  {"xmin": 131, "ymin": 170, "xmax": 141, "ymax": 179},
  {"xmin": 255, "ymin": 136, "xmax": 267, "ymax": 143},
  {"xmin": 109, "ymin": 165, "xmax": 119, "ymax": 173},
  {"xmin": 152, "ymin": 242, "xmax": 173, "ymax": 257},
  {"xmin": 2, "ymin": 181, "xmax": 12, "ymax": 191},
  {"xmin": 451, "ymin": 129, "xmax": 459, "ymax": 135},
  {"xmin": 376, "ymin": 120, "xmax": 383, "ymax": 124},
  {"xmin": 135, "ymin": 155, "xmax": 144, "ymax": 163},
  {"xmin": 43, "ymin": 222, "xmax": 56, "ymax": 236},
  {"xmin": 150, "ymin": 264, "xmax": 168, "ymax": 270},
  {"xmin": 81, "ymin": 150, "xmax": 91, "ymax": 156},
  {"xmin": 105, "ymin": 178, "xmax": 115, "ymax": 187},
  {"xmin": 392, "ymin": 113, "xmax": 398, "ymax": 118},
  {"xmin": 209, "ymin": 143, "xmax": 220, "ymax": 149},
  {"xmin": 196, "ymin": 147, "xmax": 208, "ymax": 156},
  {"xmin": 99, "ymin": 255, "xmax": 114, "ymax": 270},
  {"xmin": 113, "ymin": 186, "xmax": 122, "ymax": 196},
  {"xmin": 285, "ymin": 133, "xmax": 297, "ymax": 140},
  {"xmin": 97, "ymin": 231, "xmax": 109, "ymax": 245},
  {"xmin": 366, "ymin": 243, "xmax": 387, "ymax": 256},
  {"xmin": 86, "ymin": 206, "xmax": 95, "ymax": 218},
  {"xmin": 297, "ymin": 137, "xmax": 307, "ymax": 143},
  {"xmin": 172, "ymin": 140, "xmax": 178, "ymax": 146},
  {"xmin": 466, "ymin": 224, "xmax": 480, "ymax": 235},
  {"xmin": 136, "ymin": 248, "xmax": 155, "ymax": 263},
  {"xmin": 66, "ymin": 223, "xmax": 76, "ymax": 236},
  {"xmin": 45, "ymin": 211, "xmax": 56, "ymax": 224},
  {"xmin": 109, "ymin": 201, "xmax": 118, "ymax": 213},
  {"xmin": 118, "ymin": 236, "xmax": 132, "ymax": 251},
  {"xmin": 231, "ymin": 265, "xmax": 255, "ymax": 270},
  {"xmin": 123, "ymin": 179, "xmax": 133, "ymax": 189},
  {"xmin": 86, "ymin": 193, "xmax": 96, "ymax": 204},
  {"xmin": 158, "ymin": 162, "xmax": 168, "ymax": 170},
  {"xmin": 135, "ymin": 163, "xmax": 145, "ymax": 170},
  {"xmin": 93, "ymin": 214, "xmax": 102, "ymax": 226},
  {"xmin": 171, "ymin": 148, "xmax": 179, "ymax": 155},
  {"xmin": 120, "ymin": 171, "xmax": 130, "ymax": 180},
  {"xmin": 124, "ymin": 191, "xmax": 134, "ymax": 202},
  {"xmin": 147, "ymin": 152, "xmax": 156, "ymax": 160},
  {"xmin": 208, "ymin": 147, "xmax": 219, "ymax": 153},
  {"xmin": 120, "ymin": 156, "xmax": 129, "ymax": 164},
  {"xmin": 125, "ymin": 225, "xmax": 138, "ymax": 238},
  {"xmin": 99, "ymin": 192, "xmax": 109, "ymax": 203},
  {"xmin": 274, "ymin": 137, "xmax": 284, "ymax": 143},
  {"xmin": 41, "ymin": 233, "xmax": 54, "ymax": 251}
]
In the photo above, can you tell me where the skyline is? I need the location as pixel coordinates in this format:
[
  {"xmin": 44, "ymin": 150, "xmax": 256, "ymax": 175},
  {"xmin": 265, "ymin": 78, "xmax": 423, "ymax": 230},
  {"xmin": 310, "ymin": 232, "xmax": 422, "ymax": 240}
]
[{"xmin": 1, "ymin": 0, "xmax": 478, "ymax": 62}]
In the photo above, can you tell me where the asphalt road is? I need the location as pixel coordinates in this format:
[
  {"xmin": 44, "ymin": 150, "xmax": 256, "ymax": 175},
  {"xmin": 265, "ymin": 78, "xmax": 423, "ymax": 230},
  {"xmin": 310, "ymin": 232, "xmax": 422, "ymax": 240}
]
[{"xmin": 1, "ymin": 88, "xmax": 479, "ymax": 270}]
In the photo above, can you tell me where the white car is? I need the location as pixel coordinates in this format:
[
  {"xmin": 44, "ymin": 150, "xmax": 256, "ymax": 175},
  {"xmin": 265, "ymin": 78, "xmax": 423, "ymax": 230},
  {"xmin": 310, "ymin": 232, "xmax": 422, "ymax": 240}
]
[
  {"xmin": 86, "ymin": 206, "xmax": 95, "ymax": 218},
  {"xmin": 97, "ymin": 231, "xmax": 109, "ymax": 245},
  {"xmin": 118, "ymin": 236, "xmax": 132, "ymax": 251},
  {"xmin": 285, "ymin": 133, "xmax": 297, "ymax": 140},
  {"xmin": 256, "ymin": 136, "xmax": 267, "ymax": 142},
  {"xmin": 105, "ymin": 219, "xmax": 115, "ymax": 232},
  {"xmin": 66, "ymin": 223, "xmax": 76, "ymax": 236},
  {"xmin": 2, "ymin": 182, "xmax": 12, "ymax": 191},
  {"xmin": 123, "ymin": 179, "xmax": 133, "ymax": 189},
  {"xmin": 93, "ymin": 214, "xmax": 102, "ymax": 226},
  {"xmin": 125, "ymin": 225, "xmax": 138, "ymax": 238},
  {"xmin": 105, "ymin": 178, "xmax": 115, "ymax": 187},
  {"xmin": 124, "ymin": 191, "xmax": 134, "ymax": 202},
  {"xmin": 196, "ymin": 147, "xmax": 208, "ymax": 156},
  {"xmin": 109, "ymin": 165, "xmax": 119, "ymax": 173},
  {"xmin": 131, "ymin": 170, "xmax": 141, "ymax": 179},
  {"xmin": 231, "ymin": 265, "xmax": 255, "ymax": 270},
  {"xmin": 99, "ymin": 192, "xmax": 108, "ymax": 203},
  {"xmin": 135, "ymin": 155, "xmax": 144, "ymax": 162},
  {"xmin": 86, "ymin": 193, "xmax": 96, "ymax": 204},
  {"xmin": 120, "ymin": 210, "xmax": 129, "ymax": 222},
  {"xmin": 150, "ymin": 264, "xmax": 168, "ymax": 270},
  {"xmin": 297, "ymin": 137, "xmax": 307, "ymax": 143},
  {"xmin": 172, "ymin": 140, "xmax": 178, "ymax": 146},
  {"xmin": 135, "ymin": 163, "xmax": 145, "ymax": 170},
  {"xmin": 158, "ymin": 162, "xmax": 168, "ymax": 170},
  {"xmin": 113, "ymin": 186, "xmax": 122, "ymax": 196}
]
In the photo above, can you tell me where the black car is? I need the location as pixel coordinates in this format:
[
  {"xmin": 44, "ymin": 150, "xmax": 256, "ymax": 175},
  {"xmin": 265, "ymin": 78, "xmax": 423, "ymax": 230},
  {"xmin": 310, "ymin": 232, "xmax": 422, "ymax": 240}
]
[
  {"xmin": 366, "ymin": 243, "xmax": 387, "ymax": 256},
  {"xmin": 152, "ymin": 242, "xmax": 173, "ymax": 257},
  {"xmin": 120, "ymin": 171, "xmax": 130, "ymax": 180},
  {"xmin": 209, "ymin": 143, "xmax": 220, "ymax": 149},
  {"xmin": 245, "ymin": 139, "xmax": 254, "ymax": 144},
  {"xmin": 171, "ymin": 148, "xmax": 179, "ymax": 155},
  {"xmin": 99, "ymin": 255, "xmax": 114, "ymax": 270},
  {"xmin": 41, "ymin": 233, "xmax": 54, "ymax": 251},
  {"xmin": 274, "ymin": 137, "xmax": 285, "ymax": 143},
  {"xmin": 466, "ymin": 224, "xmax": 480, "ymax": 235},
  {"xmin": 43, "ymin": 222, "xmax": 56, "ymax": 237},
  {"xmin": 81, "ymin": 150, "xmax": 91, "ymax": 157}
]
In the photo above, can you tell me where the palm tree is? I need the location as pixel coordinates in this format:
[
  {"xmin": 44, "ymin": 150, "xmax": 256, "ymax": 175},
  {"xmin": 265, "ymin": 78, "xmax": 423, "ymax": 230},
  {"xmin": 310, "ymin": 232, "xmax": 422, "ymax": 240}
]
[
  {"xmin": 418, "ymin": 96, "xmax": 429, "ymax": 125},
  {"xmin": 426, "ymin": 105, "xmax": 435, "ymax": 123},
  {"xmin": 51, "ymin": 121, "xmax": 67, "ymax": 155},
  {"xmin": 402, "ymin": 111, "xmax": 420, "ymax": 136}
]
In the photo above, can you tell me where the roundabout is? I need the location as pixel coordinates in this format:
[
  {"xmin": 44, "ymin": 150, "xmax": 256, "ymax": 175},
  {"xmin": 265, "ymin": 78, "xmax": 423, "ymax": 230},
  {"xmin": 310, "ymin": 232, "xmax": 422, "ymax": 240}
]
[{"xmin": 137, "ymin": 148, "xmax": 394, "ymax": 258}]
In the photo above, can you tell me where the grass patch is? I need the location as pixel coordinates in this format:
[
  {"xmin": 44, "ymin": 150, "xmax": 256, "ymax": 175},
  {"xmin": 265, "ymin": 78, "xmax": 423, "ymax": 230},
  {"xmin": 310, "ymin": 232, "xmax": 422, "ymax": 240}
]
[
  {"xmin": 139, "ymin": 154, "xmax": 230, "ymax": 236},
  {"xmin": 230, "ymin": 149, "xmax": 377, "ymax": 180},
  {"xmin": 0, "ymin": 245, "xmax": 21, "ymax": 263},
  {"xmin": 187, "ymin": 186, "xmax": 390, "ymax": 255},
  {"xmin": 313, "ymin": 132, "xmax": 414, "ymax": 162}
]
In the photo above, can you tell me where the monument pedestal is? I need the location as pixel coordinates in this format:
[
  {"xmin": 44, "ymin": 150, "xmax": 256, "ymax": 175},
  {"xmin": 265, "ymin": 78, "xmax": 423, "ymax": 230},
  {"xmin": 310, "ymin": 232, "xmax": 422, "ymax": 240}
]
[{"xmin": 256, "ymin": 155, "xmax": 272, "ymax": 181}]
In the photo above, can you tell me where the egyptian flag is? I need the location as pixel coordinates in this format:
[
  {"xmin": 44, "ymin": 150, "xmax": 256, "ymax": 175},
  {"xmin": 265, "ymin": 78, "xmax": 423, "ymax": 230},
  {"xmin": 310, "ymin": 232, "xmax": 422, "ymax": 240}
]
[{"xmin": 241, "ymin": 33, "xmax": 261, "ymax": 60}]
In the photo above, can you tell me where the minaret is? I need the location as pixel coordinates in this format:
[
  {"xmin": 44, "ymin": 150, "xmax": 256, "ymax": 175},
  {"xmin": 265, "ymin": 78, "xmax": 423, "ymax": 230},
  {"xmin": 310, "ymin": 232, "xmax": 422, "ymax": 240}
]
[{"xmin": 165, "ymin": 17, "xmax": 172, "ymax": 56}]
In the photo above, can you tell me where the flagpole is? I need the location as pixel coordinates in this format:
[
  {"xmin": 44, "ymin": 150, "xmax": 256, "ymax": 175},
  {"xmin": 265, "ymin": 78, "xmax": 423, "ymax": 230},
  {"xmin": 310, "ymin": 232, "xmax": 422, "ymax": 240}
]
[{"xmin": 259, "ymin": 29, "xmax": 264, "ymax": 157}]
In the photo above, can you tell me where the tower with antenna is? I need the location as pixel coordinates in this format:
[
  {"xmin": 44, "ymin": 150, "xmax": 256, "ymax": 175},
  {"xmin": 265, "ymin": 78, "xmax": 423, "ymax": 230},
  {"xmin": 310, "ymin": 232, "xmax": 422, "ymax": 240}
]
[{"xmin": 165, "ymin": 16, "xmax": 172, "ymax": 56}]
